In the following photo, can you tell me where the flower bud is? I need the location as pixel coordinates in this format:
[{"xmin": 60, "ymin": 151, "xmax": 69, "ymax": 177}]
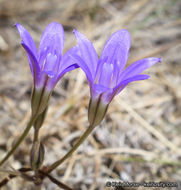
[
  {"xmin": 30, "ymin": 141, "xmax": 45, "ymax": 171},
  {"xmin": 88, "ymin": 97, "xmax": 108, "ymax": 127}
]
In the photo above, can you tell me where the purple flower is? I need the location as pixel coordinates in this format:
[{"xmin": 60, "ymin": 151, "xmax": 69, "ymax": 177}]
[
  {"xmin": 70, "ymin": 29, "xmax": 161, "ymax": 126},
  {"xmin": 16, "ymin": 22, "xmax": 78, "ymax": 115}
]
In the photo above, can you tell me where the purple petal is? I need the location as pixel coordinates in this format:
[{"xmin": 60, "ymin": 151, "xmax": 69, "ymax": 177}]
[
  {"xmin": 39, "ymin": 22, "xmax": 64, "ymax": 54},
  {"xmin": 91, "ymin": 84, "xmax": 111, "ymax": 100},
  {"xmin": 69, "ymin": 52, "xmax": 93, "ymax": 84},
  {"xmin": 43, "ymin": 53, "xmax": 58, "ymax": 75},
  {"xmin": 21, "ymin": 43, "xmax": 40, "ymax": 85},
  {"xmin": 98, "ymin": 63, "xmax": 113, "ymax": 87},
  {"xmin": 73, "ymin": 29, "xmax": 98, "ymax": 77},
  {"xmin": 39, "ymin": 23, "xmax": 64, "ymax": 69},
  {"xmin": 15, "ymin": 23, "xmax": 38, "ymax": 75},
  {"xmin": 57, "ymin": 64, "xmax": 79, "ymax": 80},
  {"xmin": 114, "ymin": 74, "xmax": 150, "ymax": 95},
  {"xmin": 100, "ymin": 29, "xmax": 131, "ymax": 71},
  {"xmin": 43, "ymin": 70, "xmax": 57, "ymax": 78},
  {"xmin": 46, "ymin": 64, "xmax": 79, "ymax": 91},
  {"xmin": 120, "ymin": 57, "xmax": 161, "ymax": 81},
  {"xmin": 59, "ymin": 46, "xmax": 79, "ymax": 73},
  {"xmin": 100, "ymin": 74, "xmax": 149, "ymax": 104},
  {"xmin": 112, "ymin": 60, "xmax": 121, "ymax": 87}
]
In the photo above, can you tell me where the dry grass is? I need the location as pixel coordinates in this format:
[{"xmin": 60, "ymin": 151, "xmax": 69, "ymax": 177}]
[{"xmin": 0, "ymin": 0, "xmax": 181, "ymax": 189}]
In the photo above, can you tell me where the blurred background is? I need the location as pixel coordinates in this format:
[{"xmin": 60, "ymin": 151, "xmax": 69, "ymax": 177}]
[{"xmin": 0, "ymin": 0, "xmax": 181, "ymax": 189}]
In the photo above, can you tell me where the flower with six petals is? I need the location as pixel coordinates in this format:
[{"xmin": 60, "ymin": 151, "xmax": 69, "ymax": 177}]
[
  {"xmin": 70, "ymin": 29, "xmax": 161, "ymax": 126},
  {"xmin": 16, "ymin": 22, "xmax": 78, "ymax": 116}
]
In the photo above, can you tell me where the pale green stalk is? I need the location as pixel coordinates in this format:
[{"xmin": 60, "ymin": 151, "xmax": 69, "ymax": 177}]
[
  {"xmin": 46, "ymin": 125, "xmax": 94, "ymax": 173},
  {"xmin": 0, "ymin": 115, "xmax": 37, "ymax": 167}
]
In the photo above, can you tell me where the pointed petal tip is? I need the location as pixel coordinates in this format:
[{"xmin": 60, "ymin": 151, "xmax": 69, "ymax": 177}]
[
  {"xmin": 141, "ymin": 74, "xmax": 150, "ymax": 79},
  {"xmin": 72, "ymin": 29, "xmax": 78, "ymax": 38},
  {"xmin": 14, "ymin": 22, "xmax": 20, "ymax": 28},
  {"xmin": 149, "ymin": 57, "xmax": 161, "ymax": 61},
  {"xmin": 15, "ymin": 23, "xmax": 22, "ymax": 36},
  {"xmin": 73, "ymin": 29, "xmax": 80, "ymax": 35},
  {"xmin": 15, "ymin": 23, "xmax": 25, "ymax": 34},
  {"xmin": 73, "ymin": 29, "xmax": 77, "ymax": 34},
  {"xmin": 15, "ymin": 24, "xmax": 38, "ymax": 61},
  {"xmin": 147, "ymin": 57, "xmax": 162, "ymax": 65},
  {"xmin": 73, "ymin": 29, "xmax": 88, "ymax": 42}
]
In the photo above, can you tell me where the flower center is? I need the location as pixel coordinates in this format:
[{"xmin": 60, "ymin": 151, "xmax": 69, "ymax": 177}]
[
  {"xmin": 95, "ymin": 60, "xmax": 121, "ymax": 88},
  {"xmin": 40, "ymin": 47, "xmax": 60, "ymax": 78}
]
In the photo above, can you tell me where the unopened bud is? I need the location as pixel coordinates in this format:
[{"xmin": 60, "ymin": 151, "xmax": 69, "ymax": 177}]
[
  {"xmin": 88, "ymin": 97, "xmax": 108, "ymax": 127},
  {"xmin": 30, "ymin": 141, "xmax": 45, "ymax": 171}
]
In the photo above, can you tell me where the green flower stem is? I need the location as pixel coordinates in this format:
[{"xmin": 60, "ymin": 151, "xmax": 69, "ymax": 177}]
[
  {"xmin": 33, "ymin": 107, "xmax": 48, "ymax": 143},
  {"xmin": 0, "ymin": 115, "xmax": 37, "ymax": 167},
  {"xmin": 46, "ymin": 125, "xmax": 94, "ymax": 173},
  {"xmin": 33, "ymin": 128, "xmax": 40, "ymax": 142}
]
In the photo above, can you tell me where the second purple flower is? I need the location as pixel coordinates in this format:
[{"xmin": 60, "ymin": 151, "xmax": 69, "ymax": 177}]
[{"xmin": 70, "ymin": 29, "xmax": 161, "ymax": 126}]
